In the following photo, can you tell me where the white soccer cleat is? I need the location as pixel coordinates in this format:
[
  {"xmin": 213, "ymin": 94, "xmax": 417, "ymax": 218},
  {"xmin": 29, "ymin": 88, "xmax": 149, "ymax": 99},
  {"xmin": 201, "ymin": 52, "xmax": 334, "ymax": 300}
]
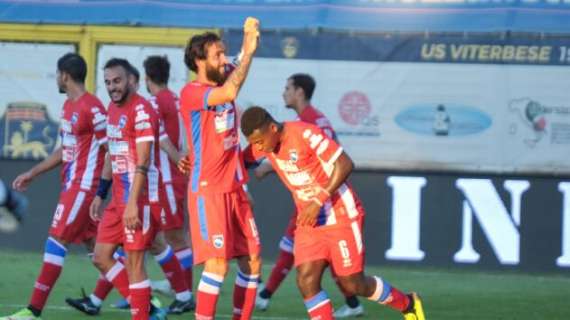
[
  {"xmin": 255, "ymin": 282, "xmax": 270, "ymax": 311},
  {"xmin": 333, "ymin": 304, "xmax": 365, "ymax": 318},
  {"xmin": 151, "ymin": 279, "xmax": 175, "ymax": 297}
]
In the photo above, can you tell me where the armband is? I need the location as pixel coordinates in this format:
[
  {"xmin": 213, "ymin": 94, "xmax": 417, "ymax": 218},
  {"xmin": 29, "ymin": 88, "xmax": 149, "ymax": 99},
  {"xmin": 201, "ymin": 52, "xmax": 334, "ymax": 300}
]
[{"xmin": 96, "ymin": 178, "xmax": 112, "ymax": 200}]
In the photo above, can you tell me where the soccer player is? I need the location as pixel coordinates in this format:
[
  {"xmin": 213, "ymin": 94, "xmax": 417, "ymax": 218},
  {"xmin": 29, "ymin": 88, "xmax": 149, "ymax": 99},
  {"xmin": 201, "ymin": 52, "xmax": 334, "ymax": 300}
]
[
  {"xmin": 254, "ymin": 73, "xmax": 365, "ymax": 318},
  {"xmin": 88, "ymin": 57, "xmax": 166, "ymax": 320},
  {"xmin": 177, "ymin": 17, "xmax": 262, "ymax": 320},
  {"xmin": 241, "ymin": 106, "xmax": 426, "ymax": 320},
  {"xmin": 1, "ymin": 53, "xmax": 107, "ymax": 320},
  {"xmin": 144, "ymin": 55, "xmax": 195, "ymax": 310},
  {"xmin": 66, "ymin": 61, "xmax": 193, "ymax": 316}
]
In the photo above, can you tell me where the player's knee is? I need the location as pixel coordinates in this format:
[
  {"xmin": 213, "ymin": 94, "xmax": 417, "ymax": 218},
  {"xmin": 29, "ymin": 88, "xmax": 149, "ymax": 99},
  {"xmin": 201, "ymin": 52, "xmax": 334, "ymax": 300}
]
[
  {"xmin": 296, "ymin": 269, "xmax": 320, "ymax": 296},
  {"xmin": 92, "ymin": 250, "xmax": 112, "ymax": 271},
  {"xmin": 204, "ymin": 258, "xmax": 229, "ymax": 277},
  {"xmin": 149, "ymin": 233, "xmax": 167, "ymax": 255},
  {"xmin": 164, "ymin": 229, "xmax": 188, "ymax": 250},
  {"xmin": 337, "ymin": 274, "xmax": 367, "ymax": 296},
  {"xmin": 238, "ymin": 254, "xmax": 262, "ymax": 275}
]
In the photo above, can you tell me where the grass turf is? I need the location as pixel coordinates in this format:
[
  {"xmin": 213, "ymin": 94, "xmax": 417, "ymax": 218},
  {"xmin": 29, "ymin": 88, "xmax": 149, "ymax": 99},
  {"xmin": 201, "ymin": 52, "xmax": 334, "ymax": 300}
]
[{"xmin": 0, "ymin": 251, "xmax": 568, "ymax": 319}]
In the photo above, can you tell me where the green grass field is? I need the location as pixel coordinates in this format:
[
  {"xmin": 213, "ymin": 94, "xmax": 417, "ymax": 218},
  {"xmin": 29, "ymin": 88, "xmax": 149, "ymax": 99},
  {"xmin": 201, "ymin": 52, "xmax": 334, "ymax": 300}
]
[{"xmin": 0, "ymin": 250, "xmax": 568, "ymax": 319}]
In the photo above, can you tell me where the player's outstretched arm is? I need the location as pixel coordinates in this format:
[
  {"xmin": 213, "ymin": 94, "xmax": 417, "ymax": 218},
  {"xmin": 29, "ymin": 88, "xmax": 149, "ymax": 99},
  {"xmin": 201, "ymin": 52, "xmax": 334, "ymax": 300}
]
[
  {"xmin": 12, "ymin": 147, "xmax": 63, "ymax": 191},
  {"xmin": 207, "ymin": 17, "xmax": 259, "ymax": 106}
]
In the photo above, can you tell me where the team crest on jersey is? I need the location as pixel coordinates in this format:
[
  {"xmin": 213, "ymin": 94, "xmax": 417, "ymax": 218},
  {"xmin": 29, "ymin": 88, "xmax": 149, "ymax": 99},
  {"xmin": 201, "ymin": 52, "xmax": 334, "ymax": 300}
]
[
  {"xmin": 212, "ymin": 234, "xmax": 224, "ymax": 249},
  {"xmin": 71, "ymin": 112, "xmax": 79, "ymax": 125},
  {"xmin": 289, "ymin": 149, "xmax": 298, "ymax": 163},
  {"xmin": 119, "ymin": 115, "xmax": 128, "ymax": 128}
]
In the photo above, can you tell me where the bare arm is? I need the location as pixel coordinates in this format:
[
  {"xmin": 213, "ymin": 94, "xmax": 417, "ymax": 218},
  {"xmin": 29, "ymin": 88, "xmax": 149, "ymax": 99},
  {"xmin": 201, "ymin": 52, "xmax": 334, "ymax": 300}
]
[
  {"xmin": 123, "ymin": 141, "xmax": 151, "ymax": 230},
  {"xmin": 101, "ymin": 152, "xmax": 112, "ymax": 180},
  {"xmin": 206, "ymin": 17, "xmax": 259, "ymax": 106},
  {"xmin": 297, "ymin": 152, "xmax": 354, "ymax": 227},
  {"xmin": 13, "ymin": 147, "xmax": 63, "ymax": 191},
  {"xmin": 160, "ymin": 136, "xmax": 182, "ymax": 164}
]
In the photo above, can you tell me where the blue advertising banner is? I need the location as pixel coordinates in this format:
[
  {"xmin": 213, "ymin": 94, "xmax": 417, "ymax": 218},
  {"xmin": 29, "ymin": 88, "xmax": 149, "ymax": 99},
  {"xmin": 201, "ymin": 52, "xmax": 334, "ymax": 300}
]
[
  {"xmin": 1, "ymin": 0, "xmax": 570, "ymax": 33},
  {"xmin": 228, "ymin": 30, "xmax": 570, "ymax": 65}
]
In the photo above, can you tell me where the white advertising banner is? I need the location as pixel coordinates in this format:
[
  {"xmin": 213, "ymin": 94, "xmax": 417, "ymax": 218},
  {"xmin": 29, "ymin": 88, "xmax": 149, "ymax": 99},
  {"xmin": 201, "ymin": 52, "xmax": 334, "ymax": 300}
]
[
  {"xmin": 0, "ymin": 42, "xmax": 74, "ymax": 159},
  {"xmin": 238, "ymin": 58, "xmax": 570, "ymax": 174}
]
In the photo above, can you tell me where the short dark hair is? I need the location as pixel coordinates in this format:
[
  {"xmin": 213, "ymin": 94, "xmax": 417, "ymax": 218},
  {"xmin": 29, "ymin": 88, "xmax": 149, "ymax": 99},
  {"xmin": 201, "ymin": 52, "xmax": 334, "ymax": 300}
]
[
  {"xmin": 144, "ymin": 55, "xmax": 170, "ymax": 85},
  {"xmin": 103, "ymin": 58, "xmax": 131, "ymax": 75},
  {"xmin": 128, "ymin": 64, "xmax": 140, "ymax": 83},
  {"xmin": 57, "ymin": 53, "xmax": 87, "ymax": 83},
  {"xmin": 240, "ymin": 106, "xmax": 276, "ymax": 137},
  {"xmin": 184, "ymin": 32, "xmax": 221, "ymax": 72},
  {"xmin": 289, "ymin": 73, "xmax": 316, "ymax": 100}
]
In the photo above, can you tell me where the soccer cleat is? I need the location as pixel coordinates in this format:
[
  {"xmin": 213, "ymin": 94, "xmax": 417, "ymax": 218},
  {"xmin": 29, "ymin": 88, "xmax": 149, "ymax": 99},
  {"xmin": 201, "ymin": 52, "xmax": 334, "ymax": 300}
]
[
  {"xmin": 149, "ymin": 304, "xmax": 168, "ymax": 320},
  {"xmin": 255, "ymin": 283, "xmax": 270, "ymax": 311},
  {"xmin": 403, "ymin": 293, "xmax": 426, "ymax": 320},
  {"xmin": 0, "ymin": 308, "xmax": 41, "ymax": 320},
  {"xmin": 166, "ymin": 297, "xmax": 195, "ymax": 314},
  {"xmin": 333, "ymin": 304, "xmax": 364, "ymax": 318},
  {"xmin": 151, "ymin": 280, "xmax": 175, "ymax": 298},
  {"xmin": 112, "ymin": 295, "xmax": 162, "ymax": 310},
  {"xmin": 65, "ymin": 289, "xmax": 101, "ymax": 316}
]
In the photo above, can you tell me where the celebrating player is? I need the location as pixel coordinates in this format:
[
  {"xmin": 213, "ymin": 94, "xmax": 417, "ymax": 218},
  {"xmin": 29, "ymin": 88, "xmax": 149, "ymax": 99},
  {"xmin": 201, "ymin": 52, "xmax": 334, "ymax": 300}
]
[
  {"xmin": 87, "ymin": 58, "xmax": 167, "ymax": 320},
  {"xmin": 241, "ymin": 106, "xmax": 426, "ymax": 320},
  {"xmin": 177, "ymin": 17, "xmax": 262, "ymax": 320},
  {"xmin": 254, "ymin": 73, "xmax": 365, "ymax": 318},
  {"xmin": 1, "ymin": 53, "xmax": 107, "ymax": 320}
]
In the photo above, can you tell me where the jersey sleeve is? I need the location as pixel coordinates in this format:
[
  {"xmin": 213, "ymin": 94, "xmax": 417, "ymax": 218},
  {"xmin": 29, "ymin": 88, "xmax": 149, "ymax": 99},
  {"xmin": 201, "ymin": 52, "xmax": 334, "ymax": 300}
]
[
  {"xmin": 134, "ymin": 103, "xmax": 157, "ymax": 144},
  {"xmin": 180, "ymin": 83, "xmax": 213, "ymax": 112},
  {"xmin": 90, "ymin": 104, "xmax": 108, "ymax": 145},
  {"xmin": 302, "ymin": 125, "xmax": 343, "ymax": 166}
]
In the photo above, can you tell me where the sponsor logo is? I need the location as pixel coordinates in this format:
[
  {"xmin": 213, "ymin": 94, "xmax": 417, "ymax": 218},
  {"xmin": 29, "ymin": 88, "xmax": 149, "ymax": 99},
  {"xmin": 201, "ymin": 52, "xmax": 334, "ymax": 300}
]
[
  {"xmin": 395, "ymin": 103, "xmax": 491, "ymax": 136},
  {"xmin": 0, "ymin": 102, "xmax": 58, "ymax": 160},
  {"xmin": 337, "ymin": 91, "xmax": 380, "ymax": 137},
  {"xmin": 508, "ymin": 98, "xmax": 570, "ymax": 148},
  {"xmin": 281, "ymin": 36, "xmax": 299, "ymax": 59}
]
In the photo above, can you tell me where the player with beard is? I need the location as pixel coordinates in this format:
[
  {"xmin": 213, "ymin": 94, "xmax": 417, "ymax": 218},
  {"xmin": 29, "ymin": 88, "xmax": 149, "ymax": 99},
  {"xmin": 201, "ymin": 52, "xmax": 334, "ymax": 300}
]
[
  {"xmin": 177, "ymin": 18, "xmax": 261, "ymax": 320},
  {"xmin": 1, "ymin": 53, "xmax": 107, "ymax": 320}
]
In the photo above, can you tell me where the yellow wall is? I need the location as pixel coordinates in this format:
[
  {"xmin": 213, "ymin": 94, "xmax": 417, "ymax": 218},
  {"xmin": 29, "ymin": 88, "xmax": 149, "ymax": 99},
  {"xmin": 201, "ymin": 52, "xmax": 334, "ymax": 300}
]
[{"xmin": 0, "ymin": 23, "xmax": 213, "ymax": 91}]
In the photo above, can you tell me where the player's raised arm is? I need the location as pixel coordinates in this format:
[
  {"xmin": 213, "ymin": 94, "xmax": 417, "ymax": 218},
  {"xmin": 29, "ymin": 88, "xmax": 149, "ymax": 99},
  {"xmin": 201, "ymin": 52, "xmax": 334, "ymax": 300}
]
[{"xmin": 205, "ymin": 17, "xmax": 259, "ymax": 107}]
